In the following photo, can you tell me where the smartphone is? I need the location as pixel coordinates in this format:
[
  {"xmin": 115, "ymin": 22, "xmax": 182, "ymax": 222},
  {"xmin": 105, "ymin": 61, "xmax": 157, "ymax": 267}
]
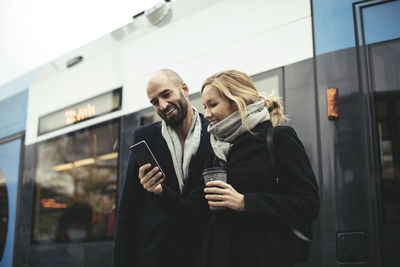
[{"xmin": 129, "ymin": 140, "xmax": 165, "ymax": 181}]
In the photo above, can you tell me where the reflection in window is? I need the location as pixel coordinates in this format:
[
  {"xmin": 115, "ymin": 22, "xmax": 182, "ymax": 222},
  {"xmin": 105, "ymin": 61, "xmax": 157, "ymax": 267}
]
[
  {"xmin": 252, "ymin": 68, "xmax": 283, "ymax": 97},
  {"xmin": 375, "ymin": 92, "xmax": 400, "ymax": 224},
  {"xmin": 33, "ymin": 121, "xmax": 119, "ymax": 243},
  {"xmin": 140, "ymin": 108, "xmax": 160, "ymax": 126}
]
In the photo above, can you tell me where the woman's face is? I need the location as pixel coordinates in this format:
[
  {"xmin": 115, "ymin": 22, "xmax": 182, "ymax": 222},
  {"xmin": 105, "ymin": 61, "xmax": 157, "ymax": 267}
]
[{"xmin": 202, "ymin": 85, "xmax": 237, "ymax": 126}]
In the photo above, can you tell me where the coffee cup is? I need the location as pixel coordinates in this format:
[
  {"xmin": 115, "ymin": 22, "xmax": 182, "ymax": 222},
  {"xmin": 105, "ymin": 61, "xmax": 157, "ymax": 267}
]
[{"xmin": 202, "ymin": 167, "xmax": 227, "ymax": 210}]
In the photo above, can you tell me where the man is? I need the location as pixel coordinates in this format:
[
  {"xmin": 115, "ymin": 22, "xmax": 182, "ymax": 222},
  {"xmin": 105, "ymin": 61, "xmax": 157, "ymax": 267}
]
[{"xmin": 112, "ymin": 69, "xmax": 211, "ymax": 267}]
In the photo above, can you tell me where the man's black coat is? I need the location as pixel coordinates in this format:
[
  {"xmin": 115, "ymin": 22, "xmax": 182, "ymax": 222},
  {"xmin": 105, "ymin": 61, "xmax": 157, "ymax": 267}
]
[{"xmin": 112, "ymin": 115, "xmax": 211, "ymax": 267}]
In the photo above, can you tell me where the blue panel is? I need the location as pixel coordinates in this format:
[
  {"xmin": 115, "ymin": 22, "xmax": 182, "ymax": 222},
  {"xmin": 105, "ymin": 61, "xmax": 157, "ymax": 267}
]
[
  {"xmin": 363, "ymin": 1, "xmax": 400, "ymax": 44},
  {"xmin": 0, "ymin": 90, "xmax": 28, "ymax": 139},
  {"xmin": 313, "ymin": 0, "xmax": 358, "ymax": 55},
  {"xmin": 0, "ymin": 69, "xmax": 36, "ymax": 101},
  {"xmin": 0, "ymin": 138, "xmax": 22, "ymax": 267}
]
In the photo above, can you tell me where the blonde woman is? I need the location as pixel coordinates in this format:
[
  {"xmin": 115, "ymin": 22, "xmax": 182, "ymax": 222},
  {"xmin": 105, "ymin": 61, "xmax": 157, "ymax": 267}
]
[{"xmin": 199, "ymin": 70, "xmax": 319, "ymax": 267}]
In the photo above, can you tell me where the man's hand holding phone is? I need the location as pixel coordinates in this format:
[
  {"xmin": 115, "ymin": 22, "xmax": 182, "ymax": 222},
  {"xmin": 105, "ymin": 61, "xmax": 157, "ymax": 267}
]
[
  {"xmin": 138, "ymin": 163, "xmax": 165, "ymax": 195},
  {"xmin": 130, "ymin": 140, "xmax": 166, "ymax": 195}
]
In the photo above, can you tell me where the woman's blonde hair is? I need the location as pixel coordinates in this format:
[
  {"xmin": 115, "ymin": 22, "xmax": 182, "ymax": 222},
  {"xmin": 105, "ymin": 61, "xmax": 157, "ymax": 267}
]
[{"xmin": 201, "ymin": 70, "xmax": 287, "ymax": 128}]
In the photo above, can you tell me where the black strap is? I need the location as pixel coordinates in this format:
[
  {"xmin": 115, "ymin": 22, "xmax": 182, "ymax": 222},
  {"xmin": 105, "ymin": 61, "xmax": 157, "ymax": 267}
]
[
  {"xmin": 265, "ymin": 126, "xmax": 312, "ymax": 243},
  {"xmin": 266, "ymin": 126, "xmax": 279, "ymax": 184},
  {"xmin": 266, "ymin": 126, "xmax": 276, "ymax": 169}
]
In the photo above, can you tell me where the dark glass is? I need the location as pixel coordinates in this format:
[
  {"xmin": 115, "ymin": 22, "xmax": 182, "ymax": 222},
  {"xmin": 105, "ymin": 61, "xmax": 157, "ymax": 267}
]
[
  {"xmin": 374, "ymin": 92, "xmax": 400, "ymax": 224},
  {"xmin": 32, "ymin": 121, "xmax": 119, "ymax": 243},
  {"xmin": 0, "ymin": 170, "xmax": 8, "ymax": 258}
]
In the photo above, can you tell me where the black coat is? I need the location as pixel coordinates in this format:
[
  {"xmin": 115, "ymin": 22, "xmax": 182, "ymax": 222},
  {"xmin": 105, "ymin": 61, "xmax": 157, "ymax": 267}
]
[
  {"xmin": 112, "ymin": 115, "xmax": 211, "ymax": 267},
  {"xmin": 199, "ymin": 121, "xmax": 320, "ymax": 267}
]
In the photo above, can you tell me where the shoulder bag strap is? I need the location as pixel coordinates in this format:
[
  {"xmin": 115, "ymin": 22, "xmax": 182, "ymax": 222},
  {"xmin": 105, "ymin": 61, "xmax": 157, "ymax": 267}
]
[
  {"xmin": 265, "ymin": 126, "xmax": 312, "ymax": 243},
  {"xmin": 266, "ymin": 126, "xmax": 279, "ymax": 184}
]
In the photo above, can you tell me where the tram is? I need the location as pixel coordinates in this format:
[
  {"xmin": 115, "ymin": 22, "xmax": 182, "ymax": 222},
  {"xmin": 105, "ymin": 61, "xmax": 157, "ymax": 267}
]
[{"xmin": 0, "ymin": 0, "xmax": 399, "ymax": 266}]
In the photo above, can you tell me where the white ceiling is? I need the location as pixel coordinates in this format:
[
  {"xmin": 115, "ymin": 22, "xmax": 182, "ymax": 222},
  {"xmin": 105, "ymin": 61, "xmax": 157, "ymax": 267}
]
[{"xmin": 0, "ymin": 0, "xmax": 161, "ymax": 88}]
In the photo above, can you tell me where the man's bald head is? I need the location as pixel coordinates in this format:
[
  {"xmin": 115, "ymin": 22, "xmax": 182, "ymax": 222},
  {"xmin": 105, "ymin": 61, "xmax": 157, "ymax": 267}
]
[
  {"xmin": 147, "ymin": 69, "xmax": 184, "ymax": 89},
  {"xmin": 146, "ymin": 69, "xmax": 191, "ymax": 128}
]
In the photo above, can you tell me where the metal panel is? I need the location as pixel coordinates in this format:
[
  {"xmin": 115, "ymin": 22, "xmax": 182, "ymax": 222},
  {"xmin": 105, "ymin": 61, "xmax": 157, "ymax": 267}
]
[
  {"xmin": 337, "ymin": 232, "xmax": 367, "ymax": 262},
  {"xmin": 284, "ymin": 59, "xmax": 319, "ymax": 176},
  {"xmin": 315, "ymin": 46, "xmax": 374, "ymax": 266},
  {"xmin": 15, "ymin": 144, "xmax": 36, "ymax": 266},
  {"xmin": 283, "ymin": 58, "xmax": 322, "ymax": 267},
  {"xmin": 0, "ymin": 90, "xmax": 28, "ymax": 140}
]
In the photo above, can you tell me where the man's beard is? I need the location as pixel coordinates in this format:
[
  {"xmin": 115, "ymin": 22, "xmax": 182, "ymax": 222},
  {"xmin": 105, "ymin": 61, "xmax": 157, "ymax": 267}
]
[{"xmin": 159, "ymin": 95, "xmax": 188, "ymax": 127}]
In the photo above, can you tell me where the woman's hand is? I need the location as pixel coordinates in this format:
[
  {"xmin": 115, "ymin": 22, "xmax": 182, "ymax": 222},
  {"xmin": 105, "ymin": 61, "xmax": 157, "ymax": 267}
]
[
  {"xmin": 139, "ymin": 164, "xmax": 165, "ymax": 195},
  {"xmin": 204, "ymin": 180, "xmax": 245, "ymax": 211}
]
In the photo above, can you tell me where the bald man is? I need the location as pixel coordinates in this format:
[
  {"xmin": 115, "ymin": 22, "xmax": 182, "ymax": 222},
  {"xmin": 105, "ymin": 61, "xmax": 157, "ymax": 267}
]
[{"xmin": 112, "ymin": 69, "xmax": 211, "ymax": 267}]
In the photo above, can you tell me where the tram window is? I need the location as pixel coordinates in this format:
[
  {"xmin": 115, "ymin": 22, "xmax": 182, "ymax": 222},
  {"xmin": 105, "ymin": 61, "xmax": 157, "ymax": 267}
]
[
  {"xmin": 189, "ymin": 92, "xmax": 204, "ymax": 113},
  {"xmin": 252, "ymin": 68, "xmax": 284, "ymax": 97},
  {"xmin": 140, "ymin": 109, "xmax": 160, "ymax": 126},
  {"xmin": 32, "ymin": 121, "xmax": 119, "ymax": 244},
  {"xmin": 374, "ymin": 93, "xmax": 400, "ymax": 224}
]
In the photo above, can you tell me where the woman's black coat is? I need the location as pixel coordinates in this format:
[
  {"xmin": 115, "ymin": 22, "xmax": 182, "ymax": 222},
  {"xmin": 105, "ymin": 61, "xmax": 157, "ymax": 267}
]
[{"xmin": 199, "ymin": 121, "xmax": 320, "ymax": 267}]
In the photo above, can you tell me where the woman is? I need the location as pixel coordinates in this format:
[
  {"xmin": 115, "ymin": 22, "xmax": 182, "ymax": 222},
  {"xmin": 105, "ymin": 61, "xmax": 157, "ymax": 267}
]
[{"xmin": 199, "ymin": 70, "xmax": 319, "ymax": 267}]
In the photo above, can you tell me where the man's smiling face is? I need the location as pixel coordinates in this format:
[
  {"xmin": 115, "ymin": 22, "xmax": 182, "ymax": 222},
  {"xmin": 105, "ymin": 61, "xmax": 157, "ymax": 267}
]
[{"xmin": 147, "ymin": 73, "xmax": 189, "ymax": 127}]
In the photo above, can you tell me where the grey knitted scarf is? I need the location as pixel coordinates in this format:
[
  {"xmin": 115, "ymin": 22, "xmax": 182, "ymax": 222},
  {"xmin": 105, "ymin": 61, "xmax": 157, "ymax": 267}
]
[
  {"xmin": 161, "ymin": 107, "xmax": 201, "ymax": 193},
  {"xmin": 208, "ymin": 100, "xmax": 270, "ymax": 162}
]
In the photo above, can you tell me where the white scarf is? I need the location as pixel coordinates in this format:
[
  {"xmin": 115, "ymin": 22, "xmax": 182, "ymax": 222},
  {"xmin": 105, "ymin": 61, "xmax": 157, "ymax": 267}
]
[
  {"xmin": 208, "ymin": 100, "xmax": 269, "ymax": 162},
  {"xmin": 161, "ymin": 107, "xmax": 202, "ymax": 193}
]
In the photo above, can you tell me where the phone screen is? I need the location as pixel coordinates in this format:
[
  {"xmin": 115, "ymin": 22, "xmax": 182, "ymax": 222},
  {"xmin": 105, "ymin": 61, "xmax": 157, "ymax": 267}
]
[{"xmin": 129, "ymin": 140, "xmax": 165, "ymax": 180}]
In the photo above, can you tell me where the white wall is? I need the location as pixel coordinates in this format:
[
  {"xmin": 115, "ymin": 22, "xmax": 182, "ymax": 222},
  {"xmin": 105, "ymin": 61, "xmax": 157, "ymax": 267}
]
[{"xmin": 26, "ymin": 0, "xmax": 313, "ymax": 145}]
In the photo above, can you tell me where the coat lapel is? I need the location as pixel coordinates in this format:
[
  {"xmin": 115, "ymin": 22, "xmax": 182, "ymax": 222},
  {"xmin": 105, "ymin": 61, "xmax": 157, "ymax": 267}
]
[
  {"xmin": 148, "ymin": 115, "xmax": 210, "ymax": 194},
  {"xmin": 148, "ymin": 123, "xmax": 180, "ymax": 192}
]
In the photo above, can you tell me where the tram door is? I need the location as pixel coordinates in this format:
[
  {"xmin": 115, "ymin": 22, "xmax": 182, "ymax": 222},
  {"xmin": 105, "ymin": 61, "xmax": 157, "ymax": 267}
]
[
  {"xmin": 359, "ymin": 1, "xmax": 400, "ymax": 266},
  {"xmin": 369, "ymin": 38, "xmax": 400, "ymax": 267},
  {"xmin": 0, "ymin": 136, "xmax": 23, "ymax": 267}
]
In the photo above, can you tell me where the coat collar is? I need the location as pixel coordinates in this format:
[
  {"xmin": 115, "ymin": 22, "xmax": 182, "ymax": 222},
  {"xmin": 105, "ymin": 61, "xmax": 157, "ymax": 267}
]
[{"xmin": 153, "ymin": 114, "xmax": 210, "ymax": 194}]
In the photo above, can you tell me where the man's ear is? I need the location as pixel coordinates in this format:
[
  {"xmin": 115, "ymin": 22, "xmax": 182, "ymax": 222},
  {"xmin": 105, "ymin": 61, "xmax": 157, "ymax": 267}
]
[{"xmin": 181, "ymin": 83, "xmax": 189, "ymax": 96}]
